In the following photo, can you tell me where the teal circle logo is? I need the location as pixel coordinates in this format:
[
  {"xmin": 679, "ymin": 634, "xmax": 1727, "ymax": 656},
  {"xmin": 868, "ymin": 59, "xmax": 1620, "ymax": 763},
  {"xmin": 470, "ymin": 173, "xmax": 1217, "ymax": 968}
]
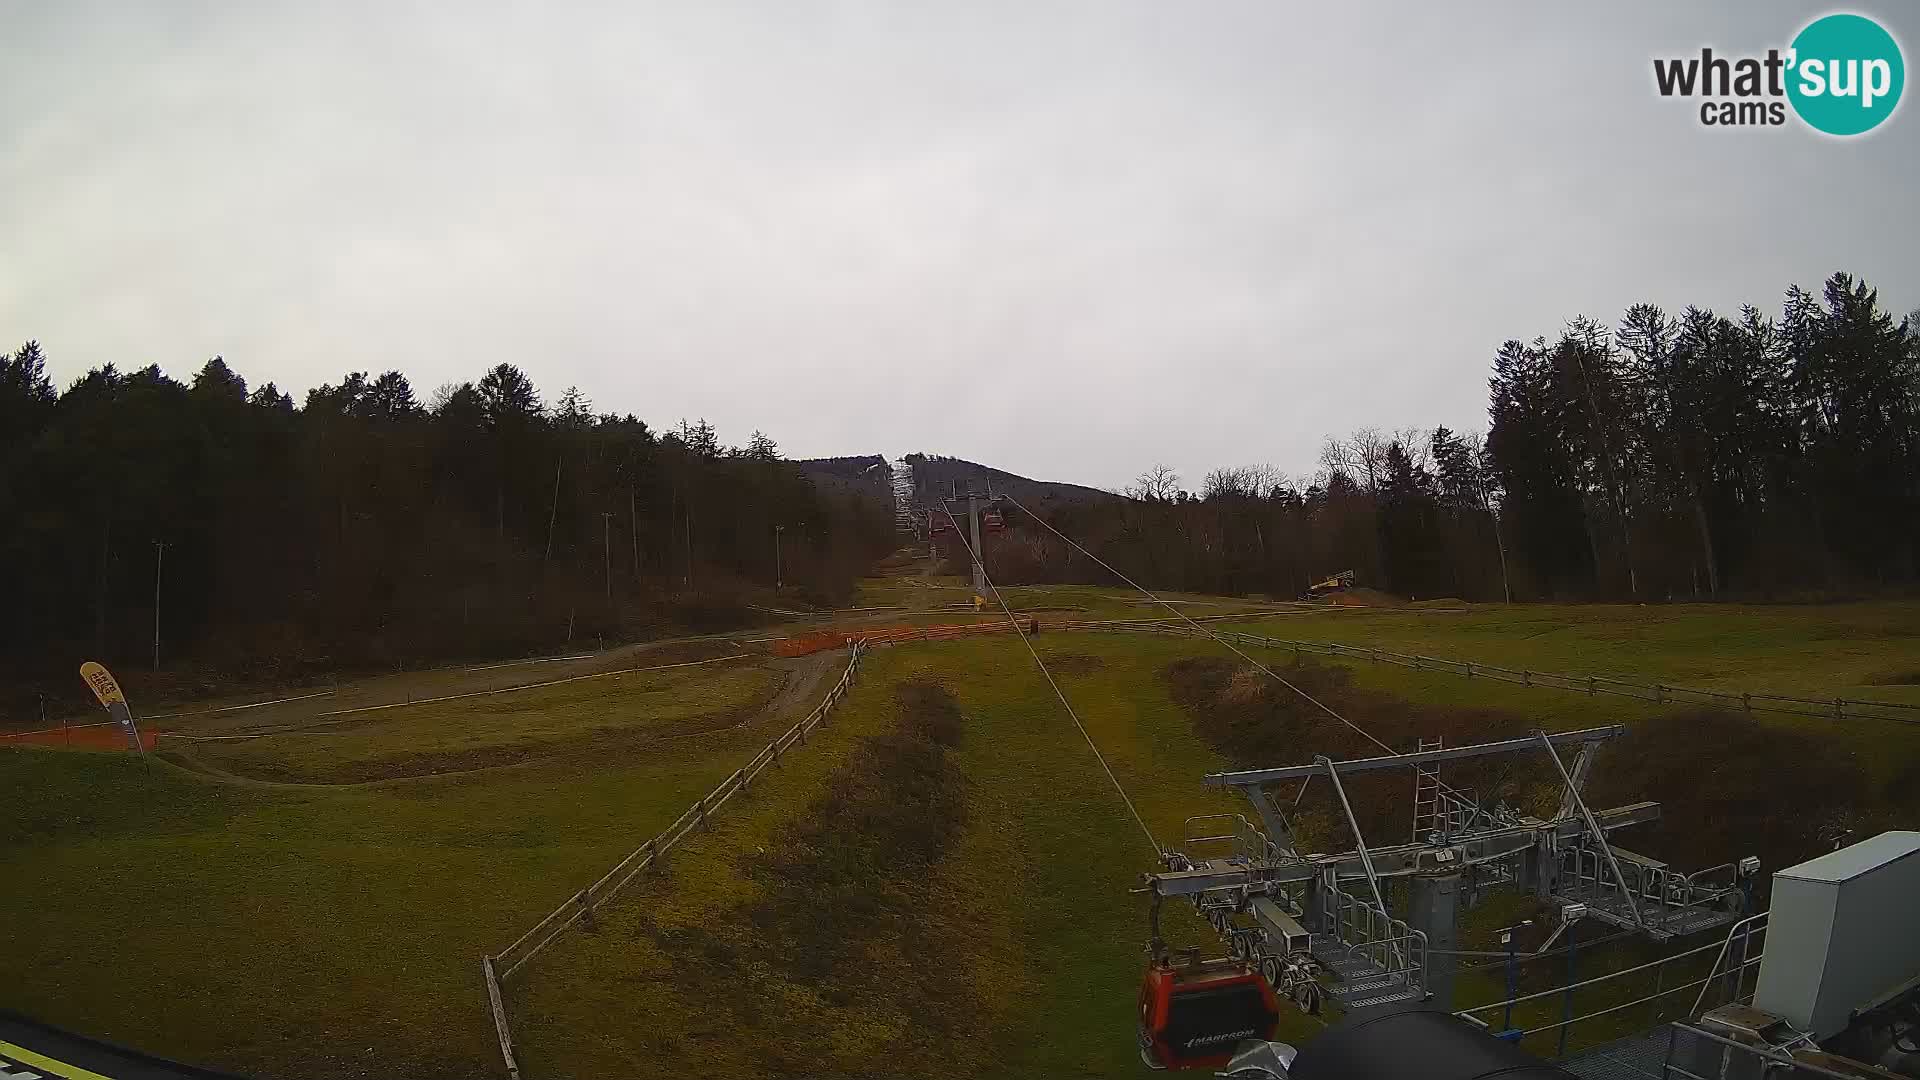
[{"xmin": 1787, "ymin": 13, "xmax": 1904, "ymax": 136}]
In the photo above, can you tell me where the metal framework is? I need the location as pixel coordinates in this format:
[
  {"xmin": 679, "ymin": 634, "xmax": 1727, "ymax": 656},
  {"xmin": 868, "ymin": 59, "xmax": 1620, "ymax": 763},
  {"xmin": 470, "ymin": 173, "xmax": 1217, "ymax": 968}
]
[{"xmin": 1147, "ymin": 726, "xmax": 1758, "ymax": 1013}]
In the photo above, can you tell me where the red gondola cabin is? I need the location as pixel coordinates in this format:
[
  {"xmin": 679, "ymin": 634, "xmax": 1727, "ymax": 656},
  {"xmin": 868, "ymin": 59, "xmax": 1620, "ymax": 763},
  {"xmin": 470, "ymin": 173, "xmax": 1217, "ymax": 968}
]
[{"xmin": 1137, "ymin": 956, "xmax": 1281, "ymax": 1070}]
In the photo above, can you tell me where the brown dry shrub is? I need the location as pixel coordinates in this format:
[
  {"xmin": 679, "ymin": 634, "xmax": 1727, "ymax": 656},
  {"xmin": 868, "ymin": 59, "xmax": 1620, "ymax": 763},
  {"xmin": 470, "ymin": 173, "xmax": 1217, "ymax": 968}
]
[
  {"xmin": 1162, "ymin": 656, "xmax": 1879, "ymax": 878},
  {"xmin": 1585, "ymin": 709, "xmax": 1866, "ymax": 873},
  {"xmin": 1163, "ymin": 656, "xmax": 1534, "ymax": 845},
  {"xmin": 638, "ymin": 679, "xmax": 988, "ymax": 1077}
]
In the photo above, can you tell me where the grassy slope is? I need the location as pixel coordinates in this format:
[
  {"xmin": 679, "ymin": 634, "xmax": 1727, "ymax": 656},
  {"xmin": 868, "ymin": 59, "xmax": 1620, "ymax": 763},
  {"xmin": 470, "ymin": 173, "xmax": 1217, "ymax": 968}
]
[
  {"xmin": 6, "ymin": 595, "xmax": 1919, "ymax": 1078},
  {"xmin": 1238, "ymin": 602, "xmax": 1920, "ymax": 699},
  {"xmin": 8, "ymin": 639, "xmax": 754, "ymax": 735},
  {"xmin": 511, "ymin": 633, "xmax": 1311, "ymax": 1079},
  {"xmin": 510, "ymin": 649, "xmax": 935, "ymax": 1077},
  {"xmin": 180, "ymin": 662, "xmax": 780, "ymax": 783},
  {"xmin": 510, "ymin": 600, "xmax": 1920, "ymax": 1077},
  {"xmin": 851, "ymin": 574, "xmax": 1287, "ymax": 622},
  {"xmin": 0, "ymin": 658, "xmax": 823, "ymax": 1080},
  {"xmin": 1226, "ymin": 602, "xmax": 1920, "ymax": 784}
]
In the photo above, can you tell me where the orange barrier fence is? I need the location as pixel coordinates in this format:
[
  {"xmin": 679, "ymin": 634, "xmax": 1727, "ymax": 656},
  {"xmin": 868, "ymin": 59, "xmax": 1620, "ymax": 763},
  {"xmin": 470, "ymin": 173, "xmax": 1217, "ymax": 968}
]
[
  {"xmin": 0, "ymin": 723, "xmax": 159, "ymax": 751},
  {"xmin": 772, "ymin": 619, "xmax": 1038, "ymax": 657}
]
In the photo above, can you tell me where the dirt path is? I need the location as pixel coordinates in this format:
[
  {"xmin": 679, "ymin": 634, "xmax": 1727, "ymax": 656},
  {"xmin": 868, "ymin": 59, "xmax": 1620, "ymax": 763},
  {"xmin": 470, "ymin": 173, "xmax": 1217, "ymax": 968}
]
[
  {"xmin": 155, "ymin": 651, "xmax": 847, "ymax": 790},
  {"xmin": 743, "ymin": 651, "xmax": 840, "ymax": 730}
]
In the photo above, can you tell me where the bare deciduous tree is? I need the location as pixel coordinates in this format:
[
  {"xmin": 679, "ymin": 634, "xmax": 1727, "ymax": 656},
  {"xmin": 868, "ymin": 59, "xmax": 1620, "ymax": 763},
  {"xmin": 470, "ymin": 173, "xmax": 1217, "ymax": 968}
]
[
  {"xmin": 1321, "ymin": 428, "xmax": 1391, "ymax": 493},
  {"xmin": 1129, "ymin": 463, "xmax": 1181, "ymax": 501}
]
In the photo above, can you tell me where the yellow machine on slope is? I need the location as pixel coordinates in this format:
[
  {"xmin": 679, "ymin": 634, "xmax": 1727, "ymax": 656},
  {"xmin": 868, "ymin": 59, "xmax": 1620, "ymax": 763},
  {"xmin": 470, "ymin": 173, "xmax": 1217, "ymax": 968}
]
[{"xmin": 1303, "ymin": 570, "xmax": 1355, "ymax": 599}]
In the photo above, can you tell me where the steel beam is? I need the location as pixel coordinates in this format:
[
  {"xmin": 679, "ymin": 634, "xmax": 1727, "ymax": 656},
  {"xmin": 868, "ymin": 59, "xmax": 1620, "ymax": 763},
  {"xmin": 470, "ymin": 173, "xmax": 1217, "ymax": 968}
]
[
  {"xmin": 1203, "ymin": 725, "xmax": 1627, "ymax": 788},
  {"xmin": 1147, "ymin": 802, "xmax": 1660, "ymax": 898},
  {"xmin": 1318, "ymin": 754, "xmax": 1390, "ymax": 919},
  {"xmin": 1536, "ymin": 730, "xmax": 1646, "ymax": 932}
]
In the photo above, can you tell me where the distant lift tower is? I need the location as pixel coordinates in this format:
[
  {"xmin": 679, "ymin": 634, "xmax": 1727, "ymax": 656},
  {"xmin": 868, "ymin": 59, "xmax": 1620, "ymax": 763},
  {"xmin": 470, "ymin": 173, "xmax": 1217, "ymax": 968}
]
[{"xmin": 945, "ymin": 484, "xmax": 991, "ymax": 597}]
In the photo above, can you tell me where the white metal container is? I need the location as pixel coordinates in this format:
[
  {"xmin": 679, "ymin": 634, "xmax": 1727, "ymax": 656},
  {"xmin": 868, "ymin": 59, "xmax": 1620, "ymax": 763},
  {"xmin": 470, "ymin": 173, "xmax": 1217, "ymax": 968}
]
[{"xmin": 1752, "ymin": 830, "xmax": 1920, "ymax": 1039}]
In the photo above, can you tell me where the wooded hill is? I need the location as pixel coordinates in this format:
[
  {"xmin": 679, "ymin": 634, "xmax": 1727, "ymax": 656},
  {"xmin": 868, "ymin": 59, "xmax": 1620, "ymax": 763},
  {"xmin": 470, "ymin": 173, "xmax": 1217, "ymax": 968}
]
[
  {"xmin": 971, "ymin": 273, "xmax": 1920, "ymax": 603},
  {"xmin": 0, "ymin": 356, "xmax": 895, "ymax": 714},
  {"xmin": 906, "ymin": 453, "xmax": 1121, "ymax": 508}
]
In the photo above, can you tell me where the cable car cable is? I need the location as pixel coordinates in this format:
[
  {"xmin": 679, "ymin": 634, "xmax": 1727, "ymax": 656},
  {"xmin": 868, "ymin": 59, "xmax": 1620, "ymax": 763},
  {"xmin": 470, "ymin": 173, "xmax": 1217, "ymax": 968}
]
[
  {"xmin": 1005, "ymin": 494, "xmax": 1490, "ymax": 824},
  {"xmin": 940, "ymin": 501, "xmax": 1162, "ymax": 858},
  {"xmin": 1004, "ymin": 493, "xmax": 1401, "ymax": 757}
]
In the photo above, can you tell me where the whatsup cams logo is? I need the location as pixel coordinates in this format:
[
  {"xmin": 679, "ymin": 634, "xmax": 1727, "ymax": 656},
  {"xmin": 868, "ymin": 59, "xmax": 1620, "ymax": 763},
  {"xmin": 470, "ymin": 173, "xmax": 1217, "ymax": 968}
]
[{"xmin": 1653, "ymin": 12, "xmax": 1904, "ymax": 135}]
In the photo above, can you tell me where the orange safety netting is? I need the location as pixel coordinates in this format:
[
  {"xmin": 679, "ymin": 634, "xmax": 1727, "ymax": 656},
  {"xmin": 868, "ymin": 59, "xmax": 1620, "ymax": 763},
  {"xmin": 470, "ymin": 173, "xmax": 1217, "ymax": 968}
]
[
  {"xmin": 772, "ymin": 618, "xmax": 1039, "ymax": 657},
  {"xmin": 0, "ymin": 724, "xmax": 159, "ymax": 751}
]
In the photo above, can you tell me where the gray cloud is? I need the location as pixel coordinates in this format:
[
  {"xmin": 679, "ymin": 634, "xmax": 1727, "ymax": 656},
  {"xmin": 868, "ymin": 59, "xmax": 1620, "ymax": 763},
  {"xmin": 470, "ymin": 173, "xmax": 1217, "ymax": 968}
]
[{"xmin": 4, "ymin": 1, "xmax": 1915, "ymax": 490}]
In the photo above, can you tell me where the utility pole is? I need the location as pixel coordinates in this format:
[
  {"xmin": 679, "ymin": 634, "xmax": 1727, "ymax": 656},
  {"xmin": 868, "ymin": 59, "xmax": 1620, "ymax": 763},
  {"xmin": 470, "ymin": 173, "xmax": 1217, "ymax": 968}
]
[
  {"xmin": 152, "ymin": 540, "xmax": 166, "ymax": 671},
  {"xmin": 1480, "ymin": 477, "xmax": 1513, "ymax": 605},
  {"xmin": 774, "ymin": 524, "xmax": 785, "ymax": 593},
  {"xmin": 543, "ymin": 457, "xmax": 562, "ymax": 564},
  {"xmin": 629, "ymin": 488, "xmax": 641, "ymax": 578},
  {"xmin": 602, "ymin": 512, "xmax": 614, "ymax": 606}
]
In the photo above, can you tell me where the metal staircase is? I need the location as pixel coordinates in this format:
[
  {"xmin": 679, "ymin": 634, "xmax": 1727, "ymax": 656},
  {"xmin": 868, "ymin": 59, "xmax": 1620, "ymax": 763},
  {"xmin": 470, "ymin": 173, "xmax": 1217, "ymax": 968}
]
[{"xmin": 1309, "ymin": 881, "xmax": 1429, "ymax": 1008}]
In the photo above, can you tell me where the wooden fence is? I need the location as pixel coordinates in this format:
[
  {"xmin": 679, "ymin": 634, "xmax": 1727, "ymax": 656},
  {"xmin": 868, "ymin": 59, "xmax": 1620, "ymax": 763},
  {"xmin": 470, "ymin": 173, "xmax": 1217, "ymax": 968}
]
[
  {"xmin": 481, "ymin": 642, "xmax": 868, "ymax": 1079},
  {"xmin": 1080, "ymin": 621, "xmax": 1920, "ymax": 727}
]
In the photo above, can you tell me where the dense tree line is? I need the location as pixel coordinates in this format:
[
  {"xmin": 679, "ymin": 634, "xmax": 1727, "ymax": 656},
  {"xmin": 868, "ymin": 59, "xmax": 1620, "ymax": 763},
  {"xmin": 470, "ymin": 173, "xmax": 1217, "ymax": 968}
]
[
  {"xmin": 0, "ymin": 351, "xmax": 893, "ymax": 710},
  {"xmin": 972, "ymin": 273, "xmax": 1919, "ymax": 602}
]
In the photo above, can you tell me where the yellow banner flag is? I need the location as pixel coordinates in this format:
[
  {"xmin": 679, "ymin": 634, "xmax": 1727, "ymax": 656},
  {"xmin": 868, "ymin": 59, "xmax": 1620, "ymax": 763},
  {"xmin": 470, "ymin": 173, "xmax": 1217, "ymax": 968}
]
[{"xmin": 79, "ymin": 661, "xmax": 127, "ymax": 708}]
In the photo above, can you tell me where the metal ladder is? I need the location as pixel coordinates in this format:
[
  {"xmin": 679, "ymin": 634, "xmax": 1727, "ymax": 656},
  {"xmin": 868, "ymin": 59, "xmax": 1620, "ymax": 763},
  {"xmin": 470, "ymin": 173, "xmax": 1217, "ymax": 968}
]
[{"xmin": 1411, "ymin": 737, "xmax": 1444, "ymax": 841}]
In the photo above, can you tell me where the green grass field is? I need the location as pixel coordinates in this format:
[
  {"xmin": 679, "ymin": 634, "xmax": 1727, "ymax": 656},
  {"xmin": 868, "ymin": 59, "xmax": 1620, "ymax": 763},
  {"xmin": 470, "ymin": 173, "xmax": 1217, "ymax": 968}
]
[
  {"xmin": 5, "ymin": 592, "xmax": 1920, "ymax": 1078},
  {"xmin": 175, "ymin": 660, "xmax": 781, "ymax": 784},
  {"xmin": 0, "ymin": 652, "xmax": 836, "ymax": 1080}
]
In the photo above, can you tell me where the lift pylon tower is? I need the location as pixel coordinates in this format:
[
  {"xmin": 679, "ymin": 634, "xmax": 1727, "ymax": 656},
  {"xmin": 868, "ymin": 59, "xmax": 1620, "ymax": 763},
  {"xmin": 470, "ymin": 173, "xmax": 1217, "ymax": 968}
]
[
  {"xmin": 1146, "ymin": 726, "xmax": 1759, "ymax": 1013},
  {"xmin": 939, "ymin": 489, "xmax": 990, "ymax": 597}
]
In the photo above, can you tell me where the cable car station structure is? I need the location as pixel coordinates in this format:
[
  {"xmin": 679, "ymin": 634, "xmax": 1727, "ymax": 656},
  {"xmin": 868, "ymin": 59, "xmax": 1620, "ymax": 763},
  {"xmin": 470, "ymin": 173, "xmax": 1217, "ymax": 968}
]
[{"xmin": 1145, "ymin": 724, "xmax": 1760, "ymax": 1014}]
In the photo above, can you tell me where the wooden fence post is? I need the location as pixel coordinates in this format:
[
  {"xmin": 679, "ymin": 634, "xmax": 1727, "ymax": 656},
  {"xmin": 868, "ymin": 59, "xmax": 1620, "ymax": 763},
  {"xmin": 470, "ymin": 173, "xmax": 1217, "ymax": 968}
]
[
  {"xmin": 576, "ymin": 889, "xmax": 597, "ymax": 932},
  {"xmin": 484, "ymin": 956, "xmax": 522, "ymax": 1080}
]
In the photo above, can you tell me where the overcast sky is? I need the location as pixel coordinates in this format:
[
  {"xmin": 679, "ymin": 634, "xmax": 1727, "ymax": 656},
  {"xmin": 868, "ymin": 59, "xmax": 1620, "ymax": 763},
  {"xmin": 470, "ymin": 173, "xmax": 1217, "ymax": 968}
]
[{"xmin": 4, "ymin": 3, "xmax": 1915, "ymax": 491}]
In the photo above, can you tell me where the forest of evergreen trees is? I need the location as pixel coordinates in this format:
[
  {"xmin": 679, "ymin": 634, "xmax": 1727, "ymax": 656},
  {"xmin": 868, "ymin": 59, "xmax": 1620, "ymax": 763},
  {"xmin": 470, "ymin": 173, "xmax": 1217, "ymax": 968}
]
[
  {"xmin": 6, "ymin": 271, "xmax": 1913, "ymax": 713},
  {"xmin": 975, "ymin": 273, "xmax": 1920, "ymax": 603},
  {"xmin": 0, "ymin": 353, "xmax": 894, "ymax": 712}
]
